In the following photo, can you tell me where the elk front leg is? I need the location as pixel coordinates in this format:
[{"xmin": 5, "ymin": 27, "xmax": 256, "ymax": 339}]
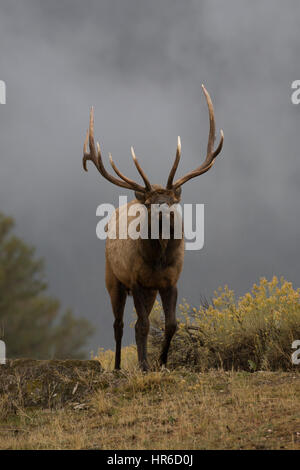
[
  {"xmin": 106, "ymin": 265, "xmax": 127, "ymax": 370},
  {"xmin": 132, "ymin": 286, "xmax": 157, "ymax": 371},
  {"xmin": 112, "ymin": 285, "xmax": 127, "ymax": 370},
  {"xmin": 159, "ymin": 285, "xmax": 178, "ymax": 366}
]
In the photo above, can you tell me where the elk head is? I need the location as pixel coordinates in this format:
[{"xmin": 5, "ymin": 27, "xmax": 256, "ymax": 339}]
[{"xmin": 83, "ymin": 85, "xmax": 224, "ymax": 213}]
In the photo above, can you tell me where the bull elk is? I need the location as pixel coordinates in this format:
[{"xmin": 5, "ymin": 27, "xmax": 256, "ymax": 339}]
[{"xmin": 83, "ymin": 85, "xmax": 224, "ymax": 371}]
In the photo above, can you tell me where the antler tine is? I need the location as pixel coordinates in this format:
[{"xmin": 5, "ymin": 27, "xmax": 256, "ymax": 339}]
[
  {"xmin": 83, "ymin": 107, "xmax": 98, "ymax": 171},
  {"xmin": 166, "ymin": 136, "xmax": 181, "ymax": 189},
  {"xmin": 130, "ymin": 147, "xmax": 152, "ymax": 191},
  {"xmin": 212, "ymin": 128, "xmax": 224, "ymax": 159},
  {"xmin": 83, "ymin": 129, "xmax": 90, "ymax": 171},
  {"xmin": 108, "ymin": 152, "xmax": 148, "ymax": 192},
  {"xmin": 82, "ymin": 108, "xmax": 147, "ymax": 192},
  {"xmin": 202, "ymin": 84, "xmax": 224, "ymax": 160},
  {"xmin": 172, "ymin": 85, "xmax": 224, "ymax": 189},
  {"xmin": 202, "ymin": 84, "xmax": 215, "ymax": 158}
]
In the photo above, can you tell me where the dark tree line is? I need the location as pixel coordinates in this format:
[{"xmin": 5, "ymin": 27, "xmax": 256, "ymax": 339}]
[{"xmin": 0, "ymin": 213, "xmax": 94, "ymax": 359}]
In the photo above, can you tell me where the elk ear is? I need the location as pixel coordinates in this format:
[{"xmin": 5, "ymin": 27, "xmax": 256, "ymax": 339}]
[
  {"xmin": 174, "ymin": 186, "xmax": 182, "ymax": 199},
  {"xmin": 134, "ymin": 191, "xmax": 145, "ymax": 202}
]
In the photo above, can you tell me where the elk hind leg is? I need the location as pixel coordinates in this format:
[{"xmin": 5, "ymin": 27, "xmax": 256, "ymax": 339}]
[{"xmin": 132, "ymin": 286, "xmax": 157, "ymax": 371}]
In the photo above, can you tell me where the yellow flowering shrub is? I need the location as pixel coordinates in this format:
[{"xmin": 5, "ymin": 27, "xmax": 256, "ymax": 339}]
[{"xmin": 149, "ymin": 276, "xmax": 300, "ymax": 371}]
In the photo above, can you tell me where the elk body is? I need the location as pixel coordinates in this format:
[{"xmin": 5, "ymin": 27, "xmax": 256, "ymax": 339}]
[{"xmin": 83, "ymin": 85, "xmax": 224, "ymax": 371}]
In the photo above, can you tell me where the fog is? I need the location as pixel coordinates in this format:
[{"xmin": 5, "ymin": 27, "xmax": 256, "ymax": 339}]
[{"xmin": 0, "ymin": 0, "xmax": 299, "ymax": 352}]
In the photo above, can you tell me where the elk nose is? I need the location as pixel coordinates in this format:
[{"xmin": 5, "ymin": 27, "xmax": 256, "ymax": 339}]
[
  {"xmin": 159, "ymin": 203, "xmax": 169, "ymax": 213},
  {"xmin": 152, "ymin": 203, "xmax": 170, "ymax": 216}
]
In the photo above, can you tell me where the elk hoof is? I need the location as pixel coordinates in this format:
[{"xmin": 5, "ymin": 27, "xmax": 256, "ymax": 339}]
[{"xmin": 140, "ymin": 361, "xmax": 150, "ymax": 372}]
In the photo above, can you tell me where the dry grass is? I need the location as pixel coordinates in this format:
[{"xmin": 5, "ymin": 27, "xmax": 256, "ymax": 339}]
[
  {"xmin": 0, "ymin": 367, "xmax": 299, "ymax": 450},
  {"xmin": 1, "ymin": 275, "xmax": 300, "ymax": 450}
]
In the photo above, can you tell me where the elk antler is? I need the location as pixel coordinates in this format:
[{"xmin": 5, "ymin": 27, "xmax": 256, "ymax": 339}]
[
  {"xmin": 166, "ymin": 136, "xmax": 181, "ymax": 190},
  {"xmin": 166, "ymin": 85, "xmax": 224, "ymax": 189},
  {"xmin": 83, "ymin": 108, "xmax": 152, "ymax": 193}
]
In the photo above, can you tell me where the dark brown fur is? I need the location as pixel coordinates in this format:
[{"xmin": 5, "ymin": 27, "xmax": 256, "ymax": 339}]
[{"xmin": 105, "ymin": 193, "xmax": 184, "ymax": 370}]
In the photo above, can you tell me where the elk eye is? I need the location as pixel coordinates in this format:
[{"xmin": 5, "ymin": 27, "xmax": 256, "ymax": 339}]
[
  {"xmin": 134, "ymin": 191, "xmax": 146, "ymax": 203},
  {"xmin": 174, "ymin": 187, "xmax": 182, "ymax": 198}
]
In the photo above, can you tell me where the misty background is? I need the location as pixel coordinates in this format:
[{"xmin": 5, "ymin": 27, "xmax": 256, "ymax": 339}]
[{"xmin": 0, "ymin": 0, "xmax": 299, "ymax": 354}]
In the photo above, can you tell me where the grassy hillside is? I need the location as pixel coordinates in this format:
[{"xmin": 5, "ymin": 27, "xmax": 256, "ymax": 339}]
[
  {"xmin": 0, "ymin": 360, "xmax": 299, "ymax": 450},
  {"xmin": 0, "ymin": 276, "xmax": 299, "ymax": 450}
]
